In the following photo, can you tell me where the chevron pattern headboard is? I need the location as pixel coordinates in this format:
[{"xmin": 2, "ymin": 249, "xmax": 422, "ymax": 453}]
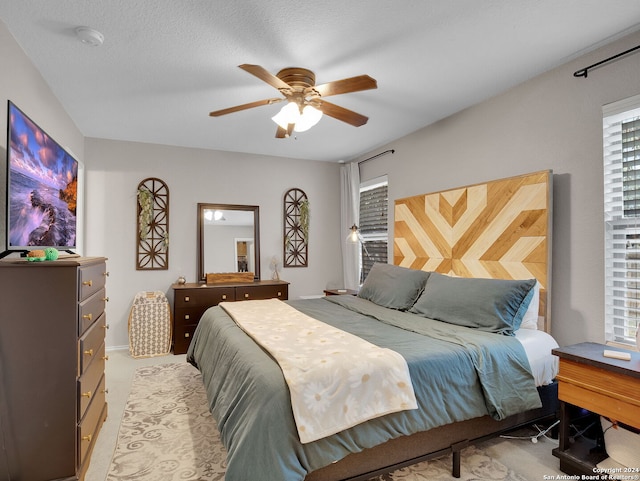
[{"xmin": 394, "ymin": 170, "xmax": 552, "ymax": 332}]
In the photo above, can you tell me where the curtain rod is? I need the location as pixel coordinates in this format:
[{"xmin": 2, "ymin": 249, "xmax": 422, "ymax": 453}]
[
  {"xmin": 358, "ymin": 149, "xmax": 395, "ymax": 165},
  {"xmin": 574, "ymin": 43, "xmax": 640, "ymax": 78}
]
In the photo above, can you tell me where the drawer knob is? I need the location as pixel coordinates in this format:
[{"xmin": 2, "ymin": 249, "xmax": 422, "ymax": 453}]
[
  {"xmin": 82, "ymin": 313, "xmax": 92, "ymax": 321},
  {"xmin": 185, "ymin": 314, "xmax": 190, "ymax": 320},
  {"xmin": 103, "ymin": 271, "xmax": 110, "ymax": 277},
  {"xmin": 244, "ymin": 293, "xmax": 250, "ymax": 299},
  {"xmin": 103, "ymin": 296, "xmax": 110, "ymax": 302},
  {"xmin": 102, "ymin": 388, "xmax": 109, "ymax": 394},
  {"xmin": 102, "ymin": 324, "xmax": 110, "ymax": 330},
  {"xmin": 84, "ymin": 349, "xmax": 94, "ymax": 356},
  {"xmin": 81, "ymin": 391, "xmax": 92, "ymax": 399},
  {"xmin": 102, "ymin": 355, "xmax": 109, "ymax": 361},
  {"xmin": 185, "ymin": 332, "xmax": 190, "ymax": 338},
  {"xmin": 184, "ymin": 296, "xmax": 190, "ymax": 302},
  {"xmin": 82, "ymin": 280, "xmax": 93, "ymax": 287},
  {"xmin": 222, "ymin": 294, "xmax": 227, "ymax": 300},
  {"xmin": 277, "ymin": 292, "xmax": 282, "ymax": 297},
  {"xmin": 82, "ymin": 434, "xmax": 92, "ymax": 442}
]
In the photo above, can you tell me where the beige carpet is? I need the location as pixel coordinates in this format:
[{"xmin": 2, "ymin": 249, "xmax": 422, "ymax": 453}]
[{"xmin": 106, "ymin": 363, "xmax": 531, "ymax": 481}]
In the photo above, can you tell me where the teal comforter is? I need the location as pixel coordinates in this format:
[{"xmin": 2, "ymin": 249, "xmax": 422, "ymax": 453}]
[{"xmin": 187, "ymin": 296, "xmax": 540, "ymax": 481}]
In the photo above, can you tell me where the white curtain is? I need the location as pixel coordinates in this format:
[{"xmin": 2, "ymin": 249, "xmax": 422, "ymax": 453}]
[{"xmin": 341, "ymin": 162, "xmax": 360, "ymax": 290}]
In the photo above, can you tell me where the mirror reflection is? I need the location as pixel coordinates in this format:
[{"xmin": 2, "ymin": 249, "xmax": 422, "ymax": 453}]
[{"xmin": 197, "ymin": 203, "xmax": 260, "ymax": 282}]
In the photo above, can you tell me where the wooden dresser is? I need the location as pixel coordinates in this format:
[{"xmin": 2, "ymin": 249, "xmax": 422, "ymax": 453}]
[
  {"xmin": 172, "ymin": 280, "xmax": 289, "ymax": 354},
  {"xmin": 0, "ymin": 256, "xmax": 109, "ymax": 481}
]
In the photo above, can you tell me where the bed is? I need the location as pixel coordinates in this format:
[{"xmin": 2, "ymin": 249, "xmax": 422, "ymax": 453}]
[{"xmin": 187, "ymin": 170, "xmax": 558, "ymax": 481}]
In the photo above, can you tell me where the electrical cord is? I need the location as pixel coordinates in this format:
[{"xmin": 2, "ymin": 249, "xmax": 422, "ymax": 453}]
[
  {"xmin": 500, "ymin": 420, "xmax": 560, "ymax": 443},
  {"xmin": 568, "ymin": 420, "xmax": 597, "ymax": 443}
]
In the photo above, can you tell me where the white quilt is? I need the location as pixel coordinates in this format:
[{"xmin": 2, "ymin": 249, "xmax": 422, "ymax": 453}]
[{"xmin": 219, "ymin": 298, "xmax": 417, "ymax": 443}]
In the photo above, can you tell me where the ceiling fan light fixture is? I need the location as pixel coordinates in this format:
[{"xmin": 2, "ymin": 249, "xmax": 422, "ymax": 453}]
[
  {"xmin": 293, "ymin": 105, "xmax": 323, "ymax": 132},
  {"xmin": 210, "ymin": 64, "xmax": 377, "ymax": 138},
  {"xmin": 272, "ymin": 102, "xmax": 300, "ymax": 129}
]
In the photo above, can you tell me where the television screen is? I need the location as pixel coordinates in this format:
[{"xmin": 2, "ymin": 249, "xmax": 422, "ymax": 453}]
[{"xmin": 6, "ymin": 101, "xmax": 78, "ymax": 251}]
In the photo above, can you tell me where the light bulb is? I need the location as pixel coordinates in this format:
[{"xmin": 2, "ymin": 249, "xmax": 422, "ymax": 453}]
[
  {"xmin": 347, "ymin": 225, "xmax": 360, "ymax": 243},
  {"xmin": 271, "ymin": 102, "xmax": 300, "ymax": 129},
  {"xmin": 294, "ymin": 105, "xmax": 323, "ymax": 132}
]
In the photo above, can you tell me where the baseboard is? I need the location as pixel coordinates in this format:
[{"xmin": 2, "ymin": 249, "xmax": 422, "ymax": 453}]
[{"xmin": 106, "ymin": 345, "xmax": 129, "ymax": 352}]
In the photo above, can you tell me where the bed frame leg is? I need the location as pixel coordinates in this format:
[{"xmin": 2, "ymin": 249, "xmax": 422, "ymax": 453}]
[{"xmin": 451, "ymin": 440, "xmax": 469, "ymax": 478}]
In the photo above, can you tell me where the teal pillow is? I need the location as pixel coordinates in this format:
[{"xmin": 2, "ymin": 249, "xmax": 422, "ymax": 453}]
[
  {"xmin": 358, "ymin": 263, "xmax": 430, "ymax": 310},
  {"xmin": 409, "ymin": 273, "xmax": 536, "ymax": 335}
]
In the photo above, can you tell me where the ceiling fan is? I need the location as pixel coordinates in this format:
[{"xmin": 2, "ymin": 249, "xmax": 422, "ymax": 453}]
[{"xmin": 209, "ymin": 64, "xmax": 377, "ymax": 138}]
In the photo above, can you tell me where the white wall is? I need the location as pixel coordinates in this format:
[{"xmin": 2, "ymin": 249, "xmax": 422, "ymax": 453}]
[
  {"xmin": 356, "ymin": 29, "xmax": 640, "ymax": 348},
  {"xmin": 84, "ymin": 138, "xmax": 343, "ymax": 348}
]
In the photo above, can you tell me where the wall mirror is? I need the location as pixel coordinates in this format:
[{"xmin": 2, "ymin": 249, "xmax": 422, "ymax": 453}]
[{"xmin": 197, "ymin": 203, "xmax": 260, "ymax": 283}]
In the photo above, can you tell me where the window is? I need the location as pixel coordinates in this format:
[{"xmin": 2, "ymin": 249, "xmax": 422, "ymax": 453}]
[
  {"xmin": 359, "ymin": 176, "xmax": 388, "ymax": 283},
  {"xmin": 603, "ymin": 94, "xmax": 640, "ymax": 347}
]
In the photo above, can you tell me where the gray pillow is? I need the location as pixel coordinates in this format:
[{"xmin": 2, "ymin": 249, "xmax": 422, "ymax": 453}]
[
  {"xmin": 409, "ymin": 272, "xmax": 536, "ymax": 335},
  {"xmin": 358, "ymin": 263, "xmax": 430, "ymax": 310}
]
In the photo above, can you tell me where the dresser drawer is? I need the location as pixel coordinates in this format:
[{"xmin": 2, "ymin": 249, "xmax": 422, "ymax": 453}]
[
  {"xmin": 236, "ymin": 284, "xmax": 288, "ymax": 301},
  {"xmin": 78, "ymin": 342, "xmax": 106, "ymax": 419},
  {"xmin": 174, "ymin": 306, "xmax": 209, "ymax": 327},
  {"xmin": 78, "ymin": 313, "xmax": 106, "ymax": 376},
  {"xmin": 78, "ymin": 262, "xmax": 107, "ymax": 301},
  {"xmin": 174, "ymin": 287, "xmax": 235, "ymax": 307},
  {"xmin": 78, "ymin": 374, "xmax": 106, "ymax": 468},
  {"xmin": 557, "ymin": 358, "xmax": 640, "ymax": 429},
  {"xmin": 79, "ymin": 287, "xmax": 106, "ymax": 335},
  {"xmin": 174, "ymin": 322, "xmax": 198, "ymax": 355}
]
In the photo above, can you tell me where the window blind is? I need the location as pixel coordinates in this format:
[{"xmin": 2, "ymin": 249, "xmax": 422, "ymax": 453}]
[
  {"xmin": 604, "ymin": 96, "xmax": 640, "ymax": 347},
  {"xmin": 359, "ymin": 178, "xmax": 388, "ymax": 283}
]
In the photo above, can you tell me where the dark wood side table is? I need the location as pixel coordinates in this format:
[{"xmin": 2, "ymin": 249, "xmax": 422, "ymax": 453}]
[
  {"xmin": 551, "ymin": 342, "xmax": 640, "ymax": 475},
  {"xmin": 324, "ymin": 288, "xmax": 359, "ymax": 296}
]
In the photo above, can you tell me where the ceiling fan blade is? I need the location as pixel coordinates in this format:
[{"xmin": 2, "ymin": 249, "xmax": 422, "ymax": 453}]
[
  {"xmin": 239, "ymin": 64, "xmax": 291, "ymax": 91},
  {"xmin": 312, "ymin": 75, "xmax": 377, "ymax": 97},
  {"xmin": 209, "ymin": 98, "xmax": 282, "ymax": 117},
  {"xmin": 275, "ymin": 124, "xmax": 294, "ymax": 138},
  {"xmin": 316, "ymin": 101, "xmax": 369, "ymax": 127}
]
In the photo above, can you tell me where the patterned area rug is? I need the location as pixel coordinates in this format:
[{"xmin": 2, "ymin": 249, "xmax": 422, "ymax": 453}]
[{"xmin": 107, "ymin": 363, "xmax": 529, "ymax": 481}]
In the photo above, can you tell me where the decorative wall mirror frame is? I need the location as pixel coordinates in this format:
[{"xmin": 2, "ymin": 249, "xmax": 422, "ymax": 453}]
[{"xmin": 197, "ymin": 203, "xmax": 260, "ymax": 283}]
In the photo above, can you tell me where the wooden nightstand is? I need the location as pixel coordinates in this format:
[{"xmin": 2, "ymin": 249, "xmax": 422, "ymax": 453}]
[
  {"xmin": 324, "ymin": 289, "xmax": 359, "ymax": 296},
  {"xmin": 551, "ymin": 342, "xmax": 640, "ymax": 475}
]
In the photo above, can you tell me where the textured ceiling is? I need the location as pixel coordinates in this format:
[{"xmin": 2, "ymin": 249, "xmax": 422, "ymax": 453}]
[{"xmin": 2, "ymin": 1, "xmax": 640, "ymax": 162}]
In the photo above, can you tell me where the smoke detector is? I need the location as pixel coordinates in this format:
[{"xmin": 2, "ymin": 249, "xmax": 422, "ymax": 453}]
[{"xmin": 75, "ymin": 27, "xmax": 104, "ymax": 47}]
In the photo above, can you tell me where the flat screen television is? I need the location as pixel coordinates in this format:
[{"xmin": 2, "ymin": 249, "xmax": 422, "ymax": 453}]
[{"xmin": 3, "ymin": 101, "xmax": 78, "ymax": 257}]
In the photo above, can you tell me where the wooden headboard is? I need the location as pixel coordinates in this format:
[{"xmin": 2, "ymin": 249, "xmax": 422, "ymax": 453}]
[{"xmin": 394, "ymin": 170, "xmax": 552, "ymax": 332}]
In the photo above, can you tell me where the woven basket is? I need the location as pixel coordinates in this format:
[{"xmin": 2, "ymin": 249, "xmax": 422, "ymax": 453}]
[{"xmin": 128, "ymin": 291, "xmax": 172, "ymax": 358}]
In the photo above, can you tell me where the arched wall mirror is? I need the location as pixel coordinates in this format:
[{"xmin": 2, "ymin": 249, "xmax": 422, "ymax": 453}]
[{"xmin": 197, "ymin": 203, "xmax": 260, "ymax": 283}]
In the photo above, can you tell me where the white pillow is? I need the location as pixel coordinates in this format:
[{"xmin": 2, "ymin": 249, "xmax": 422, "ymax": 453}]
[{"xmin": 519, "ymin": 281, "xmax": 540, "ymax": 330}]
